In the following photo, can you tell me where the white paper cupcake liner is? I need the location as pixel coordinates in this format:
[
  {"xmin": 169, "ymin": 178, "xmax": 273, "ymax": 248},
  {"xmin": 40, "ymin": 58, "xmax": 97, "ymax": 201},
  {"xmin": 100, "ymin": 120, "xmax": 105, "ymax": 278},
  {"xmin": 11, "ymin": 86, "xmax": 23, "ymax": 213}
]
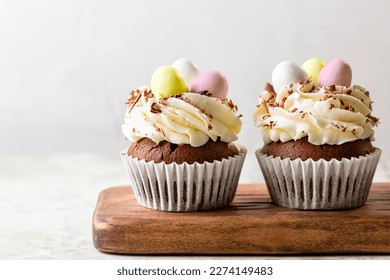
[
  {"xmin": 256, "ymin": 148, "xmax": 381, "ymax": 210},
  {"xmin": 121, "ymin": 145, "xmax": 246, "ymax": 212}
]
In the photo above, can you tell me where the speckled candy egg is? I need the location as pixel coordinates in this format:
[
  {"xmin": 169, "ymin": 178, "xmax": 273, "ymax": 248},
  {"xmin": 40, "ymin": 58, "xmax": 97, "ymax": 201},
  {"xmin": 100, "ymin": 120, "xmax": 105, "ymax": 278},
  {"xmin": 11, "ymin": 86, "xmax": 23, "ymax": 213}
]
[
  {"xmin": 317, "ymin": 59, "xmax": 352, "ymax": 87},
  {"xmin": 190, "ymin": 70, "xmax": 228, "ymax": 100},
  {"xmin": 272, "ymin": 61, "xmax": 309, "ymax": 93},
  {"xmin": 172, "ymin": 58, "xmax": 200, "ymax": 86}
]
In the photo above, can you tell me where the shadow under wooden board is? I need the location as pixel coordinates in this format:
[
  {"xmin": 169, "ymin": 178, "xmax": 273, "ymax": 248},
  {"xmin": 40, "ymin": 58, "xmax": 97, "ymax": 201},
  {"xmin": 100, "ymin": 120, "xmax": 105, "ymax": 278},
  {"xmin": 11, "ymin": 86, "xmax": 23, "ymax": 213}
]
[{"xmin": 92, "ymin": 183, "xmax": 390, "ymax": 255}]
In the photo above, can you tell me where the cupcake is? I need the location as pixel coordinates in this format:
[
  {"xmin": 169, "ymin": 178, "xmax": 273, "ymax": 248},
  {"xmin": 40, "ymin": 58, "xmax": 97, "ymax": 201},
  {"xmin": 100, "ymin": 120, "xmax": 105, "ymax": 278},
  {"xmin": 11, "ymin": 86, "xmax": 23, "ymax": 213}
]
[
  {"xmin": 254, "ymin": 59, "xmax": 380, "ymax": 210},
  {"xmin": 121, "ymin": 59, "xmax": 246, "ymax": 212}
]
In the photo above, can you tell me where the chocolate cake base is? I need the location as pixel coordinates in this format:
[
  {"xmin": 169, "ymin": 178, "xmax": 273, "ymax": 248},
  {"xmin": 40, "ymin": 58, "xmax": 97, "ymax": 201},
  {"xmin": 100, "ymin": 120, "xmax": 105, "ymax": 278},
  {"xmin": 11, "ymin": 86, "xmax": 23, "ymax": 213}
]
[
  {"xmin": 127, "ymin": 138, "xmax": 239, "ymax": 164},
  {"xmin": 262, "ymin": 137, "xmax": 374, "ymax": 161}
]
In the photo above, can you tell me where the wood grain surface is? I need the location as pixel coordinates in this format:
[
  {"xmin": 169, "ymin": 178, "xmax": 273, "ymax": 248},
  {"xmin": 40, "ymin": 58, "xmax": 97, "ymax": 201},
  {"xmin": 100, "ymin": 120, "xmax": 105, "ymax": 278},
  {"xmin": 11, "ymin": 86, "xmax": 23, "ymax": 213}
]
[{"xmin": 93, "ymin": 183, "xmax": 390, "ymax": 255}]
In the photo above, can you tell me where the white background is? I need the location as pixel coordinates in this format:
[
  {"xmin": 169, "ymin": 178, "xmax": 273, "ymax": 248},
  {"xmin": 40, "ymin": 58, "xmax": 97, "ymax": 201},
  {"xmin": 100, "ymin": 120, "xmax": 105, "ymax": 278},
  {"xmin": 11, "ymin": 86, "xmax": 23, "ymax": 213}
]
[{"xmin": 1, "ymin": 0, "xmax": 390, "ymax": 183}]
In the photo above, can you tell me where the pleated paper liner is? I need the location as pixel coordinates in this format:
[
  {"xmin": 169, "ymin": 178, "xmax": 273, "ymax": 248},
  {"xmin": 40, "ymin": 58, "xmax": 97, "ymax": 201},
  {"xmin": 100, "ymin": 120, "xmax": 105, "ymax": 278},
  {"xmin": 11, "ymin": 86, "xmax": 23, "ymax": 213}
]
[
  {"xmin": 256, "ymin": 148, "xmax": 381, "ymax": 210},
  {"xmin": 121, "ymin": 145, "xmax": 246, "ymax": 212}
]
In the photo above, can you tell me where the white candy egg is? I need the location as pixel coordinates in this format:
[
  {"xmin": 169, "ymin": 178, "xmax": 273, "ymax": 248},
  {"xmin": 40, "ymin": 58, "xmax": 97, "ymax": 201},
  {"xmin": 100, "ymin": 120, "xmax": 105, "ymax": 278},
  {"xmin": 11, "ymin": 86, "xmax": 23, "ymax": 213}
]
[
  {"xmin": 272, "ymin": 61, "xmax": 309, "ymax": 93},
  {"xmin": 172, "ymin": 58, "xmax": 200, "ymax": 86}
]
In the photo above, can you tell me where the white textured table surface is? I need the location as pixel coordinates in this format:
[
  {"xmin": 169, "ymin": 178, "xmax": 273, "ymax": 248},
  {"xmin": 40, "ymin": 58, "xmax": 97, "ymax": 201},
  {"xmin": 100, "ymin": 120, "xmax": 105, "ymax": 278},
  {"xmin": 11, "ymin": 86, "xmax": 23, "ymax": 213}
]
[{"xmin": 1, "ymin": 153, "xmax": 390, "ymax": 260}]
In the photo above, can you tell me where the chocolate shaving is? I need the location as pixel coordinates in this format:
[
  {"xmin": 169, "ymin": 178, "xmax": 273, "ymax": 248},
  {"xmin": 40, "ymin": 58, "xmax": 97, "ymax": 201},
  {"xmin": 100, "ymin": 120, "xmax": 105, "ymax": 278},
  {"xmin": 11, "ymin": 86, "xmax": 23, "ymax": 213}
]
[
  {"xmin": 208, "ymin": 124, "xmax": 213, "ymax": 130},
  {"xmin": 269, "ymin": 121, "xmax": 277, "ymax": 128},
  {"xmin": 368, "ymin": 115, "xmax": 379, "ymax": 125},
  {"xmin": 227, "ymin": 99, "xmax": 234, "ymax": 109},
  {"xmin": 325, "ymin": 85, "xmax": 336, "ymax": 91},
  {"xmin": 199, "ymin": 90, "xmax": 213, "ymax": 97},
  {"xmin": 298, "ymin": 79, "xmax": 311, "ymax": 85},
  {"xmin": 150, "ymin": 102, "xmax": 162, "ymax": 114},
  {"xmin": 281, "ymin": 97, "xmax": 287, "ymax": 107},
  {"xmin": 144, "ymin": 88, "xmax": 153, "ymax": 100},
  {"xmin": 291, "ymin": 108, "xmax": 298, "ymax": 113},
  {"xmin": 159, "ymin": 98, "xmax": 168, "ymax": 105},
  {"xmin": 125, "ymin": 89, "xmax": 140, "ymax": 105},
  {"xmin": 324, "ymin": 92, "xmax": 337, "ymax": 101},
  {"xmin": 227, "ymin": 99, "xmax": 238, "ymax": 111},
  {"xmin": 324, "ymin": 85, "xmax": 339, "ymax": 98},
  {"xmin": 125, "ymin": 90, "xmax": 142, "ymax": 113},
  {"xmin": 264, "ymin": 82, "xmax": 276, "ymax": 95},
  {"xmin": 299, "ymin": 79, "xmax": 314, "ymax": 92}
]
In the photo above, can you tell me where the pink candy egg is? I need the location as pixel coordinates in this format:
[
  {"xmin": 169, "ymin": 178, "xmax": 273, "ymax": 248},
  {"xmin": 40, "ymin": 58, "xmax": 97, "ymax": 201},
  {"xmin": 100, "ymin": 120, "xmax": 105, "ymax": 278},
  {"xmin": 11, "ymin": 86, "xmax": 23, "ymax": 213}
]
[
  {"xmin": 317, "ymin": 59, "xmax": 352, "ymax": 87},
  {"xmin": 190, "ymin": 70, "xmax": 228, "ymax": 100}
]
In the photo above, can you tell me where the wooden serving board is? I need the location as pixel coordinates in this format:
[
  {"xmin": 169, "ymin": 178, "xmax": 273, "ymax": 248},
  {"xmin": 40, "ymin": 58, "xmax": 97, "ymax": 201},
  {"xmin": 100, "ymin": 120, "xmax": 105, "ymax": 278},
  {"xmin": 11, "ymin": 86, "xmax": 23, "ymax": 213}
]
[{"xmin": 93, "ymin": 183, "xmax": 390, "ymax": 255}]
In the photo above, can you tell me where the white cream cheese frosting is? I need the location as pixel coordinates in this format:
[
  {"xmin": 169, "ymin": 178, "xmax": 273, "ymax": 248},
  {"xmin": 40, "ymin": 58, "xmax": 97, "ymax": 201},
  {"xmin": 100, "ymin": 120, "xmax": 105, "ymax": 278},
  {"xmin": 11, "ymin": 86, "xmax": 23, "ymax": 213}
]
[
  {"xmin": 253, "ymin": 81, "xmax": 379, "ymax": 145},
  {"xmin": 122, "ymin": 87, "xmax": 242, "ymax": 147}
]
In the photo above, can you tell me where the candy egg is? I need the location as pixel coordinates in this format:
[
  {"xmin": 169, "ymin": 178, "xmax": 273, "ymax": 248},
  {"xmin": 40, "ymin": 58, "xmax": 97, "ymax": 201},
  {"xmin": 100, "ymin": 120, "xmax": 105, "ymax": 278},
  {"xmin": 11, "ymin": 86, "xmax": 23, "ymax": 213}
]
[
  {"xmin": 272, "ymin": 61, "xmax": 309, "ymax": 93},
  {"xmin": 172, "ymin": 58, "xmax": 200, "ymax": 86},
  {"xmin": 302, "ymin": 58, "xmax": 325, "ymax": 86},
  {"xmin": 317, "ymin": 59, "xmax": 352, "ymax": 87},
  {"xmin": 151, "ymin": 65, "xmax": 188, "ymax": 99},
  {"xmin": 190, "ymin": 70, "xmax": 228, "ymax": 100}
]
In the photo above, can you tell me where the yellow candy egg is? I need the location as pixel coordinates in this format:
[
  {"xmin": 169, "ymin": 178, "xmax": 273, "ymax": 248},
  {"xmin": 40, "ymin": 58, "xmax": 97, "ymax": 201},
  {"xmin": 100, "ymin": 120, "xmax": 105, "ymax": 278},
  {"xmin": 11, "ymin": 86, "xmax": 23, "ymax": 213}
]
[
  {"xmin": 302, "ymin": 58, "xmax": 325, "ymax": 86},
  {"xmin": 151, "ymin": 66, "xmax": 188, "ymax": 99}
]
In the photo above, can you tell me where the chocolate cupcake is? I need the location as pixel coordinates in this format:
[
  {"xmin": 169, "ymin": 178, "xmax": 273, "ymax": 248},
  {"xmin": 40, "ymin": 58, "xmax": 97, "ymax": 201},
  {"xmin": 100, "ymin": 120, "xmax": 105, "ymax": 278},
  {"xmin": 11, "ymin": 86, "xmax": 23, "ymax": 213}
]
[
  {"xmin": 121, "ymin": 59, "xmax": 246, "ymax": 212},
  {"xmin": 127, "ymin": 137, "xmax": 239, "ymax": 164},
  {"xmin": 254, "ymin": 59, "xmax": 380, "ymax": 210}
]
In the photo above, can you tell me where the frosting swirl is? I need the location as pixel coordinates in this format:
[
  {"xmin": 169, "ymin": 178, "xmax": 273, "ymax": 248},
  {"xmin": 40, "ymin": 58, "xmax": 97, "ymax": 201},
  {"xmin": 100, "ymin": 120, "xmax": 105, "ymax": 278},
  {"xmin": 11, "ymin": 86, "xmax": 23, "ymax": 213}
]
[
  {"xmin": 123, "ymin": 87, "xmax": 242, "ymax": 147},
  {"xmin": 253, "ymin": 81, "xmax": 379, "ymax": 145}
]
